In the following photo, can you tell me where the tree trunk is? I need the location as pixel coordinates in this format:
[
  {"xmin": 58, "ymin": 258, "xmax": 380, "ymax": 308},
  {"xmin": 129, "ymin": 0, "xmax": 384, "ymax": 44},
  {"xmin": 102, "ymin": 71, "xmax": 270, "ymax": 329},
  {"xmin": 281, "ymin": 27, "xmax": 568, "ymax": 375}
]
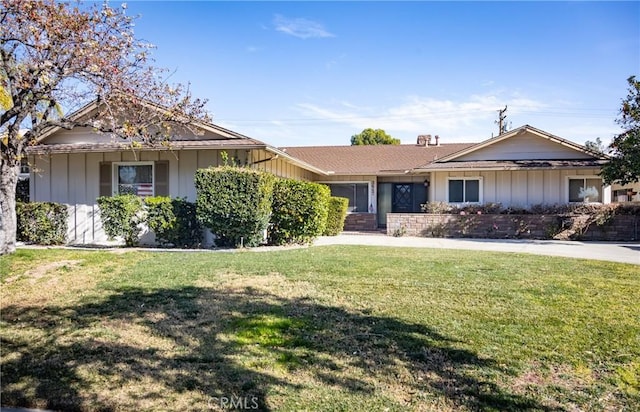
[{"xmin": 0, "ymin": 161, "xmax": 19, "ymax": 255}]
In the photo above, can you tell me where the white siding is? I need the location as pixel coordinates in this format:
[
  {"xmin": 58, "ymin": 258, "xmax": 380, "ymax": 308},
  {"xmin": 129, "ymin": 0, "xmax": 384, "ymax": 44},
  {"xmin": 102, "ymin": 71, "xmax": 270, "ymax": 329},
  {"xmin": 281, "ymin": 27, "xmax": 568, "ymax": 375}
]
[
  {"xmin": 456, "ymin": 131, "xmax": 593, "ymax": 161},
  {"xmin": 431, "ymin": 168, "xmax": 604, "ymax": 207}
]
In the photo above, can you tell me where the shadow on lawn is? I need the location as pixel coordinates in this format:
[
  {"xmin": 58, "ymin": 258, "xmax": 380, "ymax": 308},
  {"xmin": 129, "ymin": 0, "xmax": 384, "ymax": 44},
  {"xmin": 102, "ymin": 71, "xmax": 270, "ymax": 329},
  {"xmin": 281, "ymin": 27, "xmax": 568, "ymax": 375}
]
[{"xmin": 1, "ymin": 286, "xmax": 552, "ymax": 411}]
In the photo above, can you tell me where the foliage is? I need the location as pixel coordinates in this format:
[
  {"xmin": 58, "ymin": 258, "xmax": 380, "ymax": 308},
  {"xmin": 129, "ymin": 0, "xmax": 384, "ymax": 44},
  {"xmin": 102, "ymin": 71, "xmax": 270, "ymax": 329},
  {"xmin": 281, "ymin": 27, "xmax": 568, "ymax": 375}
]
[
  {"xmin": 421, "ymin": 201, "xmax": 640, "ymax": 217},
  {"xmin": 144, "ymin": 197, "xmax": 201, "ymax": 248},
  {"xmin": 0, "ymin": 0, "xmax": 209, "ymax": 254},
  {"xmin": 601, "ymin": 76, "xmax": 640, "ymax": 185},
  {"xmin": 323, "ymin": 196, "xmax": 349, "ymax": 236},
  {"xmin": 584, "ymin": 137, "xmax": 607, "ymax": 154},
  {"xmin": 195, "ymin": 166, "xmax": 275, "ymax": 247},
  {"xmin": 350, "ymin": 128, "xmax": 400, "ymax": 145},
  {"xmin": 15, "ymin": 178, "xmax": 28, "ymax": 202},
  {"xmin": 97, "ymin": 195, "xmax": 144, "ymax": 247},
  {"xmin": 15, "ymin": 201, "xmax": 67, "ymax": 245},
  {"xmin": 269, "ymin": 179, "xmax": 330, "ymax": 245}
]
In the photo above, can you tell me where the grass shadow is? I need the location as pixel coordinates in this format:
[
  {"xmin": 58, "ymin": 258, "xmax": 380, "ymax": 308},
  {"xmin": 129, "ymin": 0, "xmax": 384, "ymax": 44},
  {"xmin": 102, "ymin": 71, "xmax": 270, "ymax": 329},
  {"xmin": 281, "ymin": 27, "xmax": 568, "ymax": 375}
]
[{"xmin": 2, "ymin": 285, "xmax": 553, "ymax": 411}]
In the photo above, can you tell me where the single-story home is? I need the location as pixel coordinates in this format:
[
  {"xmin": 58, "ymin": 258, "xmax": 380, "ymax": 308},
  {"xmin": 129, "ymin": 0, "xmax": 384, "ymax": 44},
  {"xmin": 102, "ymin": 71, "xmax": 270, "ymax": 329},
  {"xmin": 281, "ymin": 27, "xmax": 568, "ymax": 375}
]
[{"xmin": 24, "ymin": 100, "xmax": 636, "ymax": 242}]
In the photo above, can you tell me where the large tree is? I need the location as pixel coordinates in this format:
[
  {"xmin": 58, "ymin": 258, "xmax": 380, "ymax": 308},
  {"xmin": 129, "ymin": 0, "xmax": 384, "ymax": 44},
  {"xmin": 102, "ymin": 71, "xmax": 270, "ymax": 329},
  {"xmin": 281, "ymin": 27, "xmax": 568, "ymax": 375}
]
[
  {"xmin": 350, "ymin": 128, "xmax": 400, "ymax": 145},
  {"xmin": 600, "ymin": 76, "xmax": 640, "ymax": 185},
  {"xmin": 0, "ymin": 0, "xmax": 209, "ymax": 254}
]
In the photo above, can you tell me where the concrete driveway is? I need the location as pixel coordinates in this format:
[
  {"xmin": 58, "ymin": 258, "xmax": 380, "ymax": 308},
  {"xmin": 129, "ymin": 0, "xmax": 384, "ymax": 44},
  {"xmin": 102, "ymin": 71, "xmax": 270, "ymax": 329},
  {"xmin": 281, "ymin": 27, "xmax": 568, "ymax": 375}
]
[{"xmin": 314, "ymin": 232, "xmax": 640, "ymax": 265}]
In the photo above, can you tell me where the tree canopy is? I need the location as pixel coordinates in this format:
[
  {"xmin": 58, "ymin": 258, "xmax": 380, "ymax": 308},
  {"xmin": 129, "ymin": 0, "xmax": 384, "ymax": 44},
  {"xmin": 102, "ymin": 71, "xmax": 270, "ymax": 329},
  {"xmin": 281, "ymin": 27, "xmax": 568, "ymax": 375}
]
[
  {"xmin": 600, "ymin": 76, "xmax": 640, "ymax": 186},
  {"xmin": 0, "ymin": 0, "xmax": 209, "ymax": 254},
  {"xmin": 350, "ymin": 128, "xmax": 400, "ymax": 145}
]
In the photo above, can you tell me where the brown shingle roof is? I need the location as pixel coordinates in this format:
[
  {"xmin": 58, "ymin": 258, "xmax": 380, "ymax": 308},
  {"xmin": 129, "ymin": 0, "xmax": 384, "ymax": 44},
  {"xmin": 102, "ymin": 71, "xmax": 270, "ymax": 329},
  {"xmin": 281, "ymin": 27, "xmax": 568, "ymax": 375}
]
[
  {"xmin": 280, "ymin": 144, "xmax": 474, "ymax": 175},
  {"xmin": 26, "ymin": 139, "xmax": 266, "ymax": 154},
  {"xmin": 420, "ymin": 159, "xmax": 609, "ymax": 171}
]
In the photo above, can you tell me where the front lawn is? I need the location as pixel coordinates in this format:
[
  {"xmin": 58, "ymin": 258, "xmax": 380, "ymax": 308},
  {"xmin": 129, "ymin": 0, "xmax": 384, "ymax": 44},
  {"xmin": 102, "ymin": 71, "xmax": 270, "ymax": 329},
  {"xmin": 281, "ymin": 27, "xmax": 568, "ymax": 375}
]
[{"xmin": 1, "ymin": 246, "xmax": 638, "ymax": 411}]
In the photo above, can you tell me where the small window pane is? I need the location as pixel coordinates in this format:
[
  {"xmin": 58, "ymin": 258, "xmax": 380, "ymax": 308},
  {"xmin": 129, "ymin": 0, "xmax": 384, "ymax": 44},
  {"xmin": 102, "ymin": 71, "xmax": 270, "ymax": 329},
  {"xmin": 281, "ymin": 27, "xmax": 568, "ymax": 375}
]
[
  {"xmin": 465, "ymin": 180, "xmax": 480, "ymax": 202},
  {"xmin": 449, "ymin": 180, "xmax": 464, "ymax": 202},
  {"xmin": 569, "ymin": 179, "xmax": 583, "ymax": 202},
  {"xmin": 355, "ymin": 183, "xmax": 368, "ymax": 212},
  {"xmin": 584, "ymin": 179, "xmax": 602, "ymax": 202},
  {"xmin": 117, "ymin": 164, "xmax": 153, "ymax": 197}
]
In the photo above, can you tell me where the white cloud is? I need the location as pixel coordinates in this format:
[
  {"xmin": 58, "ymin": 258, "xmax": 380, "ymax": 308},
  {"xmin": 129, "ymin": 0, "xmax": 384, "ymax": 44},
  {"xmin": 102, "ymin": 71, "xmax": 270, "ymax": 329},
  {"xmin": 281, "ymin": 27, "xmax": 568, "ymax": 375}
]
[
  {"xmin": 293, "ymin": 93, "xmax": 552, "ymax": 143},
  {"xmin": 273, "ymin": 14, "xmax": 334, "ymax": 39}
]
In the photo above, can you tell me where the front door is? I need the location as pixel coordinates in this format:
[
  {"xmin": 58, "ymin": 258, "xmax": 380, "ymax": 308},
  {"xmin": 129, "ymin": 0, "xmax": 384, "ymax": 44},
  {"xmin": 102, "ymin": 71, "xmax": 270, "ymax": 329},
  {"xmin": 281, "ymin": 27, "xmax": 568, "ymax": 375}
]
[{"xmin": 392, "ymin": 184, "xmax": 412, "ymax": 213}]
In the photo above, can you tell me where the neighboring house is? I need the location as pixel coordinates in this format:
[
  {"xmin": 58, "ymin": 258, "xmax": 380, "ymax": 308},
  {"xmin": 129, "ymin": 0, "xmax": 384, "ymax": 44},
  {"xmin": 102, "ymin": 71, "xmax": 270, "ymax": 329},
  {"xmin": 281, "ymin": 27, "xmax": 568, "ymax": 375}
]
[
  {"xmin": 284, "ymin": 125, "xmax": 613, "ymax": 229},
  {"xmin": 25, "ymin": 101, "xmax": 327, "ymax": 244}
]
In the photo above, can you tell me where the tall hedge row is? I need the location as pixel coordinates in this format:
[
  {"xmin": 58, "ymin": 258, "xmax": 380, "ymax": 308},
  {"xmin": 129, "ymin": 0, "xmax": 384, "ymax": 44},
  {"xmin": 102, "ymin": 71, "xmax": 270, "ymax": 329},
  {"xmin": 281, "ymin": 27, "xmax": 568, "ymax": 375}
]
[
  {"xmin": 195, "ymin": 166, "xmax": 275, "ymax": 247},
  {"xmin": 16, "ymin": 202, "xmax": 68, "ymax": 245},
  {"xmin": 324, "ymin": 196, "xmax": 349, "ymax": 236},
  {"xmin": 269, "ymin": 179, "xmax": 331, "ymax": 245}
]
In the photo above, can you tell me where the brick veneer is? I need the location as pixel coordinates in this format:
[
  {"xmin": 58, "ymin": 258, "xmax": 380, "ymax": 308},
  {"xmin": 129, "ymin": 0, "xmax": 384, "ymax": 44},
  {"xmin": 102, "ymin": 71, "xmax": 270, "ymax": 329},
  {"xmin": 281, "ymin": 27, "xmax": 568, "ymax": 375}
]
[
  {"xmin": 387, "ymin": 213, "xmax": 639, "ymax": 241},
  {"xmin": 344, "ymin": 213, "xmax": 378, "ymax": 231}
]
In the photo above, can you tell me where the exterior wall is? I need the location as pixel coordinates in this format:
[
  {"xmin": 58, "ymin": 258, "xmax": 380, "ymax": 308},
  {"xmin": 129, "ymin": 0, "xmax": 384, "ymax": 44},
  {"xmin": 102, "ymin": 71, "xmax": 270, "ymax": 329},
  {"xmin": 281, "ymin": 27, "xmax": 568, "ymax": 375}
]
[
  {"xmin": 387, "ymin": 213, "xmax": 639, "ymax": 241},
  {"xmin": 456, "ymin": 132, "xmax": 592, "ymax": 161},
  {"xmin": 29, "ymin": 148, "xmax": 313, "ymax": 244},
  {"xmin": 344, "ymin": 213, "xmax": 378, "ymax": 231},
  {"xmin": 430, "ymin": 168, "xmax": 608, "ymax": 207},
  {"xmin": 250, "ymin": 149, "xmax": 319, "ymax": 181}
]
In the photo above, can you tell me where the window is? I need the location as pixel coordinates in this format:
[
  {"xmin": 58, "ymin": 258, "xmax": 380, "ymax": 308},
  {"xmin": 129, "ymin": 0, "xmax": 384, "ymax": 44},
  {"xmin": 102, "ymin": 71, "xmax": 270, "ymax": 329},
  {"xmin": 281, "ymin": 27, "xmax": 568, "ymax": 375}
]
[
  {"xmin": 113, "ymin": 162, "xmax": 154, "ymax": 197},
  {"xmin": 326, "ymin": 183, "xmax": 369, "ymax": 212},
  {"xmin": 448, "ymin": 177, "xmax": 482, "ymax": 203},
  {"xmin": 568, "ymin": 177, "xmax": 602, "ymax": 203}
]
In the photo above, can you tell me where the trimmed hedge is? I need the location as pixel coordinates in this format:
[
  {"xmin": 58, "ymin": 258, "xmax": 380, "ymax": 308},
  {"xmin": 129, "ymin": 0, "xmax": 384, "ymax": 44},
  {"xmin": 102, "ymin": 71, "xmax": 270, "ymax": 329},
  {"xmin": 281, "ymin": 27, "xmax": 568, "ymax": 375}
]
[
  {"xmin": 145, "ymin": 196, "xmax": 201, "ymax": 248},
  {"xmin": 97, "ymin": 195, "xmax": 144, "ymax": 246},
  {"xmin": 269, "ymin": 179, "xmax": 330, "ymax": 245},
  {"xmin": 323, "ymin": 196, "xmax": 349, "ymax": 236},
  {"xmin": 195, "ymin": 166, "xmax": 275, "ymax": 247},
  {"xmin": 16, "ymin": 202, "xmax": 68, "ymax": 245}
]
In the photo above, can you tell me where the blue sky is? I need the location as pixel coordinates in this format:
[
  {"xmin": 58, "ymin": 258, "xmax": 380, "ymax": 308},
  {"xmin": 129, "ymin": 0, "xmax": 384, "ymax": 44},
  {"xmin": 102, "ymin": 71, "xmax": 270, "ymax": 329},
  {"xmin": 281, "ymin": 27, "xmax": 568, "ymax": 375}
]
[{"xmin": 122, "ymin": 1, "xmax": 639, "ymax": 147}]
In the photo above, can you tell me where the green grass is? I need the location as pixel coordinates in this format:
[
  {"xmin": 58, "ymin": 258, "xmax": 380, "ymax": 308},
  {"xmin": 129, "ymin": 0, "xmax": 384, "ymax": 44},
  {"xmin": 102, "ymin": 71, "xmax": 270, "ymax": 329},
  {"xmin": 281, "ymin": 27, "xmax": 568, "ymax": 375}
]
[{"xmin": 1, "ymin": 246, "xmax": 639, "ymax": 411}]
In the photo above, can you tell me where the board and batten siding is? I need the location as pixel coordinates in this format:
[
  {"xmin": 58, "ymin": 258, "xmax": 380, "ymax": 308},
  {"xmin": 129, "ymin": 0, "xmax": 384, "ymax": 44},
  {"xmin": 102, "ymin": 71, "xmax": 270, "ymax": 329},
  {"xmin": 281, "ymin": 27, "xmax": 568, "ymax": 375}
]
[
  {"xmin": 430, "ymin": 169, "xmax": 608, "ymax": 207},
  {"xmin": 28, "ymin": 148, "xmax": 313, "ymax": 244},
  {"xmin": 455, "ymin": 131, "xmax": 593, "ymax": 161}
]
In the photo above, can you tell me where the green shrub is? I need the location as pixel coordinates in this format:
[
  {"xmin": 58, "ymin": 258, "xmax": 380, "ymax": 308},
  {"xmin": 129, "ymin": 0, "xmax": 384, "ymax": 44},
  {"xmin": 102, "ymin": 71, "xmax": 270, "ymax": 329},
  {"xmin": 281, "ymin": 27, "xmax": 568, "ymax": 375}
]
[
  {"xmin": 269, "ymin": 179, "xmax": 330, "ymax": 245},
  {"xmin": 16, "ymin": 201, "xmax": 67, "ymax": 245},
  {"xmin": 97, "ymin": 195, "xmax": 144, "ymax": 246},
  {"xmin": 145, "ymin": 196, "xmax": 202, "ymax": 247},
  {"xmin": 195, "ymin": 166, "xmax": 275, "ymax": 247},
  {"xmin": 323, "ymin": 196, "xmax": 349, "ymax": 236}
]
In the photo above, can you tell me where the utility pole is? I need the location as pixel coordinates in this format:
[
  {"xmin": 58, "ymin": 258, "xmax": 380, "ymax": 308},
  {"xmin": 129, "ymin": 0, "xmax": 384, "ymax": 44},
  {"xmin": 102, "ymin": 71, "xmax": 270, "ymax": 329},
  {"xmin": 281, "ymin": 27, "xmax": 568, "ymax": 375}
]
[{"xmin": 496, "ymin": 106, "xmax": 507, "ymax": 135}]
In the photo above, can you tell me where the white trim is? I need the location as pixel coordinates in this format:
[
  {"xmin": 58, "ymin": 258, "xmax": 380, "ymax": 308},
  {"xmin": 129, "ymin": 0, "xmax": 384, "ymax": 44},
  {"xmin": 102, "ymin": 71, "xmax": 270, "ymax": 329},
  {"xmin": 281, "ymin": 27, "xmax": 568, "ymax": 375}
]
[
  {"xmin": 446, "ymin": 176, "xmax": 483, "ymax": 204},
  {"xmin": 112, "ymin": 161, "xmax": 155, "ymax": 197},
  {"xmin": 566, "ymin": 175, "xmax": 603, "ymax": 204}
]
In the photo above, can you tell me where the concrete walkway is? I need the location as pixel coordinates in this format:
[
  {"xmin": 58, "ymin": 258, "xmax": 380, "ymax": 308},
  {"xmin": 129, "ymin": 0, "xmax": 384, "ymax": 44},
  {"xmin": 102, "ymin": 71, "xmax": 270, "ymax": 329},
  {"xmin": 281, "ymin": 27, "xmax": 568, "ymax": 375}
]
[{"xmin": 314, "ymin": 232, "xmax": 640, "ymax": 265}]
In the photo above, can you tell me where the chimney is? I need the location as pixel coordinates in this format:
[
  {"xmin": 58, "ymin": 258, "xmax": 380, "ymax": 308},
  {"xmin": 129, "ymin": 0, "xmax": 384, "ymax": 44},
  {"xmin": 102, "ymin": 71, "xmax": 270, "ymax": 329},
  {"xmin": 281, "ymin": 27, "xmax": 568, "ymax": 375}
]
[
  {"xmin": 416, "ymin": 134, "xmax": 430, "ymax": 146},
  {"xmin": 434, "ymin": 135, "xmax": 440, "ymax": 146}
]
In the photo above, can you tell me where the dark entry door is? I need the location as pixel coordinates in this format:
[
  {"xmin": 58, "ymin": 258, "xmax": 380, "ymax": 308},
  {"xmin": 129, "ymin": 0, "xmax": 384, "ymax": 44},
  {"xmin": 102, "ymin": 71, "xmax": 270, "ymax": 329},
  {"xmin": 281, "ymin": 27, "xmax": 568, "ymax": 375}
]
[{"xmin": 392, "ymin": 184, "xmax": 412, "ymax": 213}]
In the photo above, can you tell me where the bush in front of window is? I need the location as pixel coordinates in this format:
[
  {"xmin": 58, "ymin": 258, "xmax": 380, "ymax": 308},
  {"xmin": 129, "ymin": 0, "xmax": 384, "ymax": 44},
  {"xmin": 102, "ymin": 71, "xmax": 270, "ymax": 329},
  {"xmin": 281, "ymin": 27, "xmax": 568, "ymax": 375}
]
[
  {"xmin": 323, "ymin": 196, "xmax": 349, "ymax": 236},
  {"xmin": 195, "ymin": 166, "xmax": 275, "ymax": 247},
  {"xmin": 97, "ymin": 194, "xmax": 144, "ymax": 246},
  {"xmin": 269, "ymin": 179, "xmax": 331, "ymax": 245},
  {"xmin": 145, "ymin": 196, "xmax": 202, "ymax": 248},
  {"xmin": 16, "ymin": 201, "xmax": 68, "ymax": 245}
]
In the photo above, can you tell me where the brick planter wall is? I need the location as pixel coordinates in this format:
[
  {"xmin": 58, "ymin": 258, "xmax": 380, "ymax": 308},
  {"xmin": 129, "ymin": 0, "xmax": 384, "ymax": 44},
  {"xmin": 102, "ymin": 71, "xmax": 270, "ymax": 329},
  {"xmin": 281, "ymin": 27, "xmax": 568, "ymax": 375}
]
[
  {"xmin": 344, "ymin": 213, "xmax": 378, "ymax": 231},
  {"xmin": 387, "ymin": 213, "xmax": 639, "ymax": 241}
]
